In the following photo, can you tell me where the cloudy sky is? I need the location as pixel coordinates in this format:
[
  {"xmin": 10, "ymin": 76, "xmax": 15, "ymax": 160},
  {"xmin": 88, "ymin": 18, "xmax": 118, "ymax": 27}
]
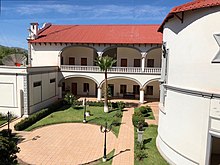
[{"xmin": 0, "ymin": 0, "xmax": 190, "ymax": 49}]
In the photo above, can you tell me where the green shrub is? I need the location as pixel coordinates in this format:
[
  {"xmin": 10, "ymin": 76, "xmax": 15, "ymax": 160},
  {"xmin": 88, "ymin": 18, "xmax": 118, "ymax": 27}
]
[
  {"xmin": 114, "ymin": 111, "xmax": 123, "ymax": 118},
  {"xmin": 117, "ymin": 101, "xmax": 125, "ymax": 110},
  {"xmin": 14, "ymin": 100, "xmax": 64, "ymax": 131},
  {"xmin": 135, "ymin": 141, "xmax": 146, "ymax": 150},
  {"xmin": 139, "ymin": 106, "xmax": 148, "ymax": 114},
  {"xmin": 0, "ymin": 129, "xmax": 20, "ymax": 165},
  {"xmin": 64, "ymin": 93, "xmax": 76, "ymax": 106},
  {"xmin": 132, "ymin": 111, "xmax": 145, "ymax": 128},
  {"xmin": 135, "ymin": 149, "xmax": 147, "ymax": 161}
]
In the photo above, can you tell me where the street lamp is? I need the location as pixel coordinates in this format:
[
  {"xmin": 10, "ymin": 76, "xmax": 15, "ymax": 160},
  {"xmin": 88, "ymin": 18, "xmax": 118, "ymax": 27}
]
[
  {"xmin": 83, "ymin": 90, "xmax": 89, "ymax": 123},
  {"xmin": 7, "ymin": 111, "xmax": 11, "ymax": 137},
  {"xmin": 100, "ymin": 122, "xmax": 112, "ymax": 162}
]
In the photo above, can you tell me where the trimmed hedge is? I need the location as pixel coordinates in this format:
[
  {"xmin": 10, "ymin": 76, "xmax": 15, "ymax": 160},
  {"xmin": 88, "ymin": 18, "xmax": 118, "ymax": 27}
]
[{"xmin": 14, "ymin": 100, "xmax": 64, "ymax": 131}]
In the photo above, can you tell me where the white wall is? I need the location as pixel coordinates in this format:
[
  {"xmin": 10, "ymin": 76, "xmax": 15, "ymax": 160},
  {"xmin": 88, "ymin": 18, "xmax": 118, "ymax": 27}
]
[
  {"xmin": 29, "ymin": 71, "xmax": 58, "ymax": 114},
  {"xmin": 62, "ymin": 47, "xmax": 95, "ymax": 65},
  {"xmin": 0, "ymin": 74, "xmax": 24, "ymax": 117},
  {"xmin": 146, "ymin": 48, "xmax": 161, "ymax": 67},
  {"xmin": 117, "ymin": 47, "xmax": 141, "ymax": 67},
  {"xmin": 159, "ymin": 6, "xmax": 220, "ymax": 165},
  {"xmin": 145, "ymin": 81, "xmax": 160, "ymax": 99}
]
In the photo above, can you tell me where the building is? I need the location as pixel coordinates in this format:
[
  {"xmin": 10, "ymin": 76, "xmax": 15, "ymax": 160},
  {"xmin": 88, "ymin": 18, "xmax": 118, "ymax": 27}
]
[
  {"xmin": 157, "ymin": 0, "xmax": 220, "ymax": 164},
  {"xmin": 0, "ymin": 23, "xmax": 162, "ymax": 117}
]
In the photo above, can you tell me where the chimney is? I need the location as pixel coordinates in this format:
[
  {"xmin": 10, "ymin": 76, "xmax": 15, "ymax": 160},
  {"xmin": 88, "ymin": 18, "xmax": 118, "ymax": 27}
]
[{"xmin": 28, "ymin": 22, "xmax": 39, "ymax": 40}]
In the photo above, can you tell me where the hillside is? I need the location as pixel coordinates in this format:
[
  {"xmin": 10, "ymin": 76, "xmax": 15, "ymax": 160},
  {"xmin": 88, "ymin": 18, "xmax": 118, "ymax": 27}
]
[{"xmin": 0, "ymin": 45, "xmax": 28, "ymax": 64}]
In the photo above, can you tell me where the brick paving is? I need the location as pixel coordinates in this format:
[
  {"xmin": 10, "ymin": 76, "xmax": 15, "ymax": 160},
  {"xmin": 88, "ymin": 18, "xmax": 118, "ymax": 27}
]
[
  {"xmin": 17, "ymin": 123, "xmax": 117, "ymax": 165},
  {"xmin": 112, "ymin": 107, "xmax": 134, "ymax": 165}
]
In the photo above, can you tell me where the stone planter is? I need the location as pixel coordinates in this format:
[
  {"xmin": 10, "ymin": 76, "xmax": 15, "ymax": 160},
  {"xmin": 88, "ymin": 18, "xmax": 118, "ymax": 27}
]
[{"xmin": 137, "ymin": 129, "xmax": 144, "ymax": 143}]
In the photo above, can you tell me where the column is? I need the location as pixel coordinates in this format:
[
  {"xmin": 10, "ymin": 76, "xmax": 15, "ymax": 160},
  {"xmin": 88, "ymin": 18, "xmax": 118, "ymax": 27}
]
[
  {"xmin": 97, "ymin": 87, "xmax": 102, "ymax": 101},
  {"xmin": 97, "ymin": 52, "xmax": 103, "ymax": 57},
  {"xmin": 58, "ymin": 87, "xmax": 62, "ymax": 98},
  {"xmin": 141, "ymin": 52, "xmax": 146, "ymax": 72},
  {"xmin": 139, "ymin": 89, "xmax": 144, "ymax": 104}
]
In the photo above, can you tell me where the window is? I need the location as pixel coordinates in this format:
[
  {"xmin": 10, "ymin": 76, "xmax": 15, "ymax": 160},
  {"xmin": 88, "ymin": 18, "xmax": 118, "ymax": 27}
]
[
  {"xmin": 81, "ymin": 58, "xmax": 87, "ymax": 66},
  {"xmin": 121, "ymin": 59, "xmax": 127, "ymax": 67},
  {"xmin": 120, "ymin": 85, "xmax": 127, "ymax": 94},
  {"xmin": 33, "ymin": 81, "xmax": 41, "ymax": 87},
  {"xmin": 146, "ymin": 86, "xmax": 153, "ymax": 95},
  {"xmin": 133, "ymin": 85, "xmax": 140, "ymax": 94},
  {"xmin": 83, "ymin": 83, "xmax": 89, "ymax": 92},
  {"xmin": 69, "ymin": 57, "xmax": 75, "ymax": 65},
  {"xmin": 50, "ymin": 78, "xmax": 56, "ymax": 83},
  {"xmin": 147, "ymin": 59, "xmax": 154, "ymax": 67},
  {"xmin": 134, "ymin": 59, "xmax": 141, "ymax": 67}
]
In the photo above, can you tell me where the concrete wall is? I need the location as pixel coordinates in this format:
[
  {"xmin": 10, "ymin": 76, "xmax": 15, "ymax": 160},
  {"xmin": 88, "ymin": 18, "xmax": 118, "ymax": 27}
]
[
  {"xmin": 0, "ymin": 74, "xmax": 24, "ymax": 117},
  {"xmin": 29, "ymin": 71, "xmax": 59, "ymax": 114},
  {"xmin": 158, "ymin": 6, "xmax": 220, "ymax": 165}
]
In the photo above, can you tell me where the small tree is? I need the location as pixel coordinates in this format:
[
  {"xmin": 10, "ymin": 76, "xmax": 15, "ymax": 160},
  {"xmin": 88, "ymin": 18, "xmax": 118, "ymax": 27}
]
[
  {"xmin": 0, "ymin": 130, "xmax": 20, "ymax": 165},
  {"xmin": 64, "ymin": 92, "xmax": 76, "ymax": 106},
  {"xmin": 95, "ymin": 56, "xmax": 116, "ymax": 112}
]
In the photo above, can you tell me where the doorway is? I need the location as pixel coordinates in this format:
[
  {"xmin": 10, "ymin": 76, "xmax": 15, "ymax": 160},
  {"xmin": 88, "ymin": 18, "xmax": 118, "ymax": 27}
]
[
  {"xmin": 210, "ymin": 136, "xmax": 220, "ymax": 165},
  {"xmin": 71, "ymin": 83, "xmax": 77, "ymax": 95},
  {"xmin": 121, "ymin": 59, "xmax": 127, "ymax": 67},
  {"xmin": 108, "ymin": 84, "xmax": 114, "ymax": 97}
]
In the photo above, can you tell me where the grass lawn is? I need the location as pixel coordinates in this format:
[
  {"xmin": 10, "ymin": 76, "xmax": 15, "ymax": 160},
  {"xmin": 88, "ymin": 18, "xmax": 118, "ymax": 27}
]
[
  {"xmin": 25, "ymin": 105, "xmax": 122, "ymax": 137},
  {"xmin": 0, "ymin": 118, "xmax": 7, "ymax": 126},
  {"xmin": 134, "ymin": 125, "xmax": 169, "ymax": 165},
  {"xmin": 96, "ymin": 149, "xmax": 115, "ymax": 165}
]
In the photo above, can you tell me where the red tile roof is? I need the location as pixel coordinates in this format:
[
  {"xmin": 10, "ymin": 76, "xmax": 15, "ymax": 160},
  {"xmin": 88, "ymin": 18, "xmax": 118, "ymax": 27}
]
[
  {"xmin": 158, "ymin": 0, "xmax": 220, "ymax": 32},
  {"xmin": 30, "ymin": 24, "xmax": 162, "ymax": 44}
]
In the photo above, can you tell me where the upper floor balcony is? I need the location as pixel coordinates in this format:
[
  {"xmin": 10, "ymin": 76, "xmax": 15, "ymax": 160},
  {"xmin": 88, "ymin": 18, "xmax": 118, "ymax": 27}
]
[{"xmin": 60, "ymin": 65, "xmax": 161, "ymax": 74}]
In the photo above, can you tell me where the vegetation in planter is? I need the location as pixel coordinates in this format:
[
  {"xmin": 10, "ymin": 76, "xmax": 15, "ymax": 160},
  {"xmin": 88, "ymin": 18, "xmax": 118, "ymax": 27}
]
[
  {"xmin": 117, "ymin": 101, "xmax": 125, "ymax": 110},
  {"xmin": 132, "ymin": 111, "xmax": 145, "ymax": 128},
  {"xmin": 114, "ymin": 111, "xmax": 123, "ymax": 118},
  {"xmin": 134, "ymin": 148, "xmax": 148, "ymax": 161}
]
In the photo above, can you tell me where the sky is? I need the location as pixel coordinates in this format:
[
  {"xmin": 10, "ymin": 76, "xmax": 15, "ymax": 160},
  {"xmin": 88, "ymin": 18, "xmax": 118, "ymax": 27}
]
[{"xmin": 0, "ymin": 0, "xmax": 190, "ymax": 49}]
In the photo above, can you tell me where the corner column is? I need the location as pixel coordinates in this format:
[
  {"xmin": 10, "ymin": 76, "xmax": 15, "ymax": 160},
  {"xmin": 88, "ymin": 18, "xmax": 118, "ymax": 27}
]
[
  {"xmin": 139, "ymin": 89, "xmax": 145, "ymax": 104},
  {"xmin": 97, "ymin": 87, "xmax": 102, "ymax": 101},
  {"xmin": 141, "ymin": 52, "xmax": 147, "ymax": 72}
]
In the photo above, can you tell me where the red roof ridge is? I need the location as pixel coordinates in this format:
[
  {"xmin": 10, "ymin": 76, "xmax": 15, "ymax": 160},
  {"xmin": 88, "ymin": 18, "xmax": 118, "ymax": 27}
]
[{"xmin": 158, "ymin": 0, "xmax": 220, "ymax": 32}]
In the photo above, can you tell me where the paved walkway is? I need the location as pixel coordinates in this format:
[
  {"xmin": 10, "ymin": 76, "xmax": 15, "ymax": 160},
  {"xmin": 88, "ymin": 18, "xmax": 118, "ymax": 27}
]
[
  {"xmin": 112, "ymin": 107, "xmax": 134, "ymax": 165},
  {"xmin": 17, "ymin": 123, "xmax": 117, "ymax": 165}
]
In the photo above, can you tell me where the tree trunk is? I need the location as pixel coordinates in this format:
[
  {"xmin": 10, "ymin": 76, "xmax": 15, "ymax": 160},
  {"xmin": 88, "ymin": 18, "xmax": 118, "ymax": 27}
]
[{"xmin": 104, "ymin": 70, "xmax": 109, "ymax": 112}]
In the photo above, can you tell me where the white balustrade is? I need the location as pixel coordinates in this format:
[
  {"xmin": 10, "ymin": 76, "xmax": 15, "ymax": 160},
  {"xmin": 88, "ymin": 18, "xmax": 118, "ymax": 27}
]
[{"xmin": 60, "ymin": 65, "xmax": 161, "ymax": 74}]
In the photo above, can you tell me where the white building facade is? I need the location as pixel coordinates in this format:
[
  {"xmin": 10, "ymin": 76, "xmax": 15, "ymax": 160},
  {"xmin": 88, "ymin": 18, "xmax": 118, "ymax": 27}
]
[
  {"xmin": 0, "ymin": 23, "xmax": 162, "ymax": 117},
  {"xmin": 157, "ymin": 1, "xmax": 220, "ymax": 165}
]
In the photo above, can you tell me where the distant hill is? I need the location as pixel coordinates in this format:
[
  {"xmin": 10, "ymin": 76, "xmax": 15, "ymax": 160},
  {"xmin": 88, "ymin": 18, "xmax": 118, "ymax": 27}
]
[{"xmin": 0, "ymin": 45, "xmax": 28, "ymax": 64}]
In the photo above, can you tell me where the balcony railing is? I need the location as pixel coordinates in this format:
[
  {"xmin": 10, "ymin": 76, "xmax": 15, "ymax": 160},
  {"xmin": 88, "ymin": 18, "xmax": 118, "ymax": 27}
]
[{"xmin": 60, "ymin": 65, "xmax": 161, "ymax": 74}]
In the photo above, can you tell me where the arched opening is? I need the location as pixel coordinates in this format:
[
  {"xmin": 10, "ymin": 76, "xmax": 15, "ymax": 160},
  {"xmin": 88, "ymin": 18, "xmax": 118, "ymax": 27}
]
[
  {"xmin": 143, "ymin": 79, "xmax": 160, "ymax": 102},
  {"xmin": 59, "ymin": 76, "xmax": 99, "ymax": 98},
  {"xmin": 60, "ymin": 46, "xmax": 98, "ymax": 66},
  {"xmin": 146, "ymin": 48, "xmax": 162, "ymax": 68},
  {"xmin": 103, "ymin": 47, "xmax": 141, "ymax": 67},
  {"xmin": 100, "ymin": 77, "xmax": 142, "ymax": 99}
]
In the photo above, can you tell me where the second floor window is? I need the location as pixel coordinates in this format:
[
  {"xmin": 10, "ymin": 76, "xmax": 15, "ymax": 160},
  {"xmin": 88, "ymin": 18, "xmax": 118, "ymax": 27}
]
[
  {"xmin": 147, "ymin": 59, "xmax": 154, "ymax": 67},
  {"xmin": 134, "ymin": 59, "xmax": 141, "ymax": 67},
  {"xmin": 81, "ymin": 58, "xmax": 87, "ymax": 66}
]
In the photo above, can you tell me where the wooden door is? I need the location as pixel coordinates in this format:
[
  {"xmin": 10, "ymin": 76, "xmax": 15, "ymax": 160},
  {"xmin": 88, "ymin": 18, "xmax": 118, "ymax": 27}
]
[
  {"xmin": 81, "ymin": 58, "xmax": 87, "ymax": 66},
  {"xmin": 71, "ymin": 83, "xmax": 77, "ymax": 95},
  {"xmin": 69, "ymin": 57, "xmax": 75, "ymax": 65},
  {"xmin": 134, "ymin": 59, "xmax": 140, "ymax": 67},
  {"xmin": 108, "ymin": 84, "xmax": 114, "ymax": 97},
  {"xmin": 147, "ymin": 59, "xmax": 154, "ymax": 67},
  {"xmin": 121, "ymin": 59, "xmax": 127, "ymax": 67}
]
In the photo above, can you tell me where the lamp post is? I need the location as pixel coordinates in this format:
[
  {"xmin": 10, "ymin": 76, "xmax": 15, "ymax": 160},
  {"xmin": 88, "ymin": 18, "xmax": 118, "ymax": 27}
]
[
  {"xmin": 7, "ymin": 111, "xmax": 11, "ymax": 137},
  {"xmin": 83, "ymin": 90, "xmax": 89, "ymax": 123},
  {"xmin": 100, "ymin": 122, "xmax": 112, "ymax": 162}
]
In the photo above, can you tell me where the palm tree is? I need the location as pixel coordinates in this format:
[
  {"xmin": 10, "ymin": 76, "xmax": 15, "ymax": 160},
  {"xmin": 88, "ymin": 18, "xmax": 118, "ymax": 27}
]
[{"xmin": 96, "ymin": 56, "xmax": 116, "ymax": 112}]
